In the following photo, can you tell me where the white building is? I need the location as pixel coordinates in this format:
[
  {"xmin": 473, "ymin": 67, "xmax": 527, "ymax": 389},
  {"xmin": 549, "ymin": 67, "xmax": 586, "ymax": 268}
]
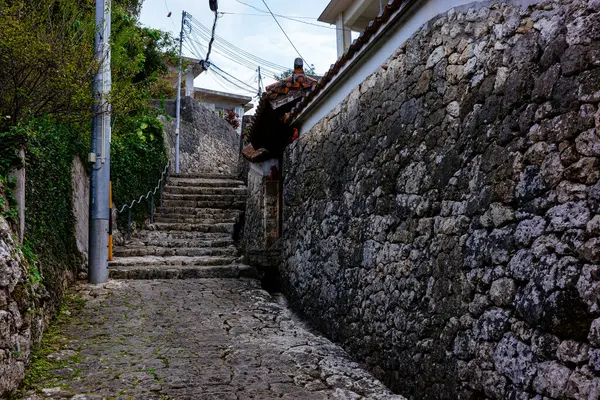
[
  {"xmin": 318, "ymin": 0, "xmax": 386, "ymax": 58},
  {"xmin": 193, "ymin": 87, "xmax": 254, "ymax": 134}
]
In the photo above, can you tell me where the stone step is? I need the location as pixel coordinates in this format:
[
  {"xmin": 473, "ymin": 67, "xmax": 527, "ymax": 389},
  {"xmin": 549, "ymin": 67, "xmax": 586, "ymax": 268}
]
[
  {"xmin": 126, "ymin": 237, "xmax": 234, "ymax": 248},
  {"xmin": 164, "ymin": 186, "xmax": 247, "ymax": 195},
  {"xmin": 167, "ymin": 178, "xmax": 245, "ymax": 188},
  {"xmin": 109, "ymin": 255, "xmax": 237, "ymax": 267},
  {"xmin": 160, "ymin": 200, "xmax": 245, "ymax": 210},
  {"xmin": 113, "ymin": 246, "xmax": 238, "ymax": 258},
  {"xmin": 154, "ymin": 216, "xmax": 237, "ymax": 224},
  {"xmin": 149, "ymin": 222, "xmax": 234, "ymax": 233},
  {"xmin": 171, "ymin": 173, "xmax": 239, "ymax": 179},
  {"xmin": 156, "ymin": 207, "xmax": 243, "ymax": 216},
  {"xmin": 109, "ymin": 264, "xmax": 259, "ymax": 280},
  {"xmin": 155, "ymin": 210, "xmax": 241, "ymax": 219},
  {"xmin": 132, "ymin": 231, "xmax": 233, "ymax": 241},
  {"xmin": 163, "ymin": 193, "xmax": 246, "ymax": 202}
]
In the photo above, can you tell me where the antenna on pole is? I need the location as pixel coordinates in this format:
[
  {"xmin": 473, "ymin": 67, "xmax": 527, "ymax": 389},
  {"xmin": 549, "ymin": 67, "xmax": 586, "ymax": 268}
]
[
  {"xmin": 257, "ymin": 66, "xmax": 263, "ymax": 97},
  {"xmin": 175, "ymin": 10, "xmax": 187, "ymax": 174}
]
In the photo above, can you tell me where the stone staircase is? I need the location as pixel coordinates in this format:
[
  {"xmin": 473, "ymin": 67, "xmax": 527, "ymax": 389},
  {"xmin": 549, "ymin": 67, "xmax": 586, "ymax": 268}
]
[{"xmin": 109, "ymin": 174, "xmax": 257, "ymax": 279}]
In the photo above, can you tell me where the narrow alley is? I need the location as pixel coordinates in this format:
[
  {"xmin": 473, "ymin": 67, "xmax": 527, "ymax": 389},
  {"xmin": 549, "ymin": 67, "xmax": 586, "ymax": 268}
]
[
  {"xmin": 20, "ymin": 172, "xmax": 402, "ymax": 399},
  {"xmin": 21, "ymin": 278, "xmax": 402, "ymax": 400}
]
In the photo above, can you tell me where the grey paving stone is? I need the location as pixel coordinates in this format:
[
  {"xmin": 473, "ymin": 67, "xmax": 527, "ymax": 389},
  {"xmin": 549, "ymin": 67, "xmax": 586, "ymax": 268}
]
[{"xmin": 24, "ymin": 279, "xmax": 403, "ymax": 400}]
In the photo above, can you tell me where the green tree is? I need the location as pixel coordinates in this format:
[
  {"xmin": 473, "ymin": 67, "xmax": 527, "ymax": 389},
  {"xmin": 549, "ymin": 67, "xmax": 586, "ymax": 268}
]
[{"xmin": 0, "ymin": 0, "xmax": 98, "ymax": 131}]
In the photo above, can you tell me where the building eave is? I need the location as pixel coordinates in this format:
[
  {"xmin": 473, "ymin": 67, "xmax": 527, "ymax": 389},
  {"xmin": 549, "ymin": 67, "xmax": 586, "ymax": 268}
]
[
  {"xmin": 194, "ymin": 87, "xmax": 253, "ymax": 108},
  {"xmin": 318, "ymin": 0, "xmax": 354, "ymax": 24},
  {"xmin": 289, "ymin": 0, "xmax": 419, "ymax": 126}
]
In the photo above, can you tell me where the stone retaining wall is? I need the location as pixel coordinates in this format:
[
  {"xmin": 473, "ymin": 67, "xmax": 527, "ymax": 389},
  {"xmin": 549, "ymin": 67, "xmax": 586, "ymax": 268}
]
[
  {"xmin": 0, "ymin": 216, "xmax": 42, "ymax": 396},
  {"xmin": 163, "ymin": 97, "xmax": 241, "ymax": 175},
  {"xmin": 282, "ymin": 1, "xmax": 600, "ymax": 398}
]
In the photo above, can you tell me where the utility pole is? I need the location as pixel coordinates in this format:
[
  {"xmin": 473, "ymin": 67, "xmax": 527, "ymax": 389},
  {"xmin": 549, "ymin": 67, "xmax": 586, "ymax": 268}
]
[
  {"xmin": 89, "ymin": 0, "xmax": 112, "ymax": 284},
  {"xmin": 175, "ymin": 11, "xmax": 186, "ymax": 174}
]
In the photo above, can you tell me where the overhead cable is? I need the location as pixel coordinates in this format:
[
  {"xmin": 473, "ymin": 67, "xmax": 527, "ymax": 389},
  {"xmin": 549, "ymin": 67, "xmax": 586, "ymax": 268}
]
[
  {"xmin": 234, "ymin": 0, "xmax": 316, "ymax": 19},
  {"xmin": 259, "ymin": 0, "xmax": 311, "ymax": 68},
  {"xmin": 219, "ymin": 11, "xmax": 340, "ymax": 30},
  {"xmin": 189, "ymin": 16, "xmax": 289, "ymax": 71},
  {"xmin": 210, "ymin": 63, "xmax": 257, "ymax": 92},
  {"xmin": 186, "ymin": 31, "xmax": 283, "ymax": 77},
  {"xmin": 209, "ymin": 69, "xmax": 256, "ymax": 95},
  {"xmin": 186, "ymin": 29, "xmax": 285, "ymax": 78},
  {"xmin": 202, "ymin": 2, "xmax": 220, "ymax": 69}
]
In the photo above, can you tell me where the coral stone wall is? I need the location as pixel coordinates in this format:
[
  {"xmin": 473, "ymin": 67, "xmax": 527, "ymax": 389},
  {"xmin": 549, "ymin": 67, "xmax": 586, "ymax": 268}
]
[
  {"xmin": 244, "ymin": 168, "xmax": 266, "ymax": 252},
  {"xmin": 282, "ymin": 1, "xmax": 600, "ymax": 398},
  {"xmin": 163, "ymin": 97, "xmax": 241, "ymax": 175},
  {"xmin": 0, "ymin": 216, "xmax": 42, "ymax": 396}
]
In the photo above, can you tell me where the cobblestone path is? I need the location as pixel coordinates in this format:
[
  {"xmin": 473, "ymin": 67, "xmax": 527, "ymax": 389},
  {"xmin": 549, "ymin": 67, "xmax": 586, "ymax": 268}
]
[{"xmin": 22, "ymin": 279, "xmax": 403, "ymax": 400}]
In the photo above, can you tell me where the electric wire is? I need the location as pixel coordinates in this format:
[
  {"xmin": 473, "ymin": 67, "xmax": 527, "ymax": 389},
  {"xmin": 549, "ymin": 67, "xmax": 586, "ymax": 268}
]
[
  {"xmin": 190, "ymin": 19, "xmax": 289, "ymax": 73},
  {"xmin": 235, "ymin": 0, "xmax": 317, "ymax": 19},
  {"xmin": 209, "ymin": 68, "xmax": 256, "ymax": 95},
  {"xmin": 186, "ymin": 31, "xmax": 206, "ymax": 59},
  {"xmin": 186, "ymin": 28, "xmax": 284, "ymax": 77},
  {"xmin": 259, "ymin": 0, "xmax": 311, "ymax": 67},
  {"xmin": 211, "ymin": 63, "xmax": 257, "ymax": 92},
  {"xmin": 189, "ymin": 16, "xmax": 289, "ymax": 71},
  {"xmin": 203, "ymin": 8, "xmax": 219, "ymax": 68},
  {"xmin": 163, "ymin": 0, "xmax": 177, "ymax": 31},
  {"xmin": 186, "ymin": 31, "xmax": 282, "ymax": 76},
  {"xmin": 219, "ymin": 11, "xmax": 340, "ymax": 31}
]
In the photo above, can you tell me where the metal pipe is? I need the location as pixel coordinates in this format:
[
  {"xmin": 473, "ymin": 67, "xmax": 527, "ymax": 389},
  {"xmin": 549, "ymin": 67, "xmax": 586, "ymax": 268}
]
[
  {"xmin": 150, "ymin": 193, "xmax": 155, "ymax": 224},
  {"xmin": 127, "ymin": 208, "xmax": 131, "ymax": 241}
]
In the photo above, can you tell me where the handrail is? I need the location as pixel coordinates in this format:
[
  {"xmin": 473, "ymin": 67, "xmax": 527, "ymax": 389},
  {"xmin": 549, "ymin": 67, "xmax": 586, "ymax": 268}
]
[
  {"xmin": 118, "ymin": 162, "xmax": 170, "ymax": 214},
  {"xmin": 117, "ymin": 162, "xmax": 170, "ymax": 240}
]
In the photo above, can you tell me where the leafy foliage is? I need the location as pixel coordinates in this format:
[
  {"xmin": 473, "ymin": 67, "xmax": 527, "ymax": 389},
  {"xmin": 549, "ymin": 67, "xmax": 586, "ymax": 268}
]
[
  {"xmin": 0, "ymin": 0, "xmax": 173, "ymax": 295},
  {"xmin": 111, "ymin": 114, "xmax": 168, "ymax": 223},
  {"xmin": 16, "ymin": 118, "xmax": 86, "ymax": 286},
  {"xmin": 0, "ymin": 0, "xmax": 98, "ymax": 131},
  {"xmin": 110, "ymin": 7, "xmax": 177, "ymax": 120}
]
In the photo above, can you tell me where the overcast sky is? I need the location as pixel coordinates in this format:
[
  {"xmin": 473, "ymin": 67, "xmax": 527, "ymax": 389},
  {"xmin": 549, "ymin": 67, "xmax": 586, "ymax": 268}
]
[{"xmin": 139, "ymin": 0, "xmax": 340, "ymax": 111}]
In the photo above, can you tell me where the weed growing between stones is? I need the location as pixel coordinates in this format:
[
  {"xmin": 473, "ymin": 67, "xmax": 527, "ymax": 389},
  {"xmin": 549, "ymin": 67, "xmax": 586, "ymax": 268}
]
[{"xmin": 14, "ymin": 293, "xmax": 86, "ymax": 397}]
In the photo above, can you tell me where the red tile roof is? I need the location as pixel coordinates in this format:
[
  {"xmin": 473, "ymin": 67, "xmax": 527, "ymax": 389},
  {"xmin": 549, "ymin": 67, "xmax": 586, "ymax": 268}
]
[
  {"xmin": 285, "ymin": 0, "xmax": 411, "ymax": 123},
  {"xmin": 247, "ymin": 64, "xmax": 319, "ymax": 146}
]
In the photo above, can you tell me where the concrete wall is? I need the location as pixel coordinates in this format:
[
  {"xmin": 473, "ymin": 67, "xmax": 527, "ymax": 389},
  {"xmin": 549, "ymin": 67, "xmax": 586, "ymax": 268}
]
[{"xmin": 281, "ymin": 1, "xmax": 600, "ymax": 398}]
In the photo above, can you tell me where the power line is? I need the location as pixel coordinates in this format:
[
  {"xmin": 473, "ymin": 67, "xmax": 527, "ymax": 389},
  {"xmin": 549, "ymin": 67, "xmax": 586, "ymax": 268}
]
[
  {"xmin": 211, "ymin": 63, "xmax": 257, "ymax": 92},
  {"xmin": 163, "ymin": 0, "xmax": 177, "ymax": 31},
  {"xmin": 219, "ymin": 11, "xmax": 340, "ymax": 31},
  {"xmin": 209, "ymin": 69, "xmax": 257, "ymax": 95},
  {"xmin": 189, "ymin": 16, "xmax": 289, "ymax": 71},
  {"xmin": 234, "ymin": 0, "xmax": 316, "ymax": 19},
  {"xmin": 208, "ymin": 69, "xmax": 245, "ymax": 94},
  {"xmin": 190, "ymin": 18, "xmax": 289, "ymax": 72},
  {"xmin": 186, "ymin": 31, "xmax": 283, "ymax": 77},
  {"xmin": 202, "ymin": 4, "xmax": 220, "ymax": 69},
  {"xmin": 259, "ymin": 0, "xmax": 310, "ymax": 68}
]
